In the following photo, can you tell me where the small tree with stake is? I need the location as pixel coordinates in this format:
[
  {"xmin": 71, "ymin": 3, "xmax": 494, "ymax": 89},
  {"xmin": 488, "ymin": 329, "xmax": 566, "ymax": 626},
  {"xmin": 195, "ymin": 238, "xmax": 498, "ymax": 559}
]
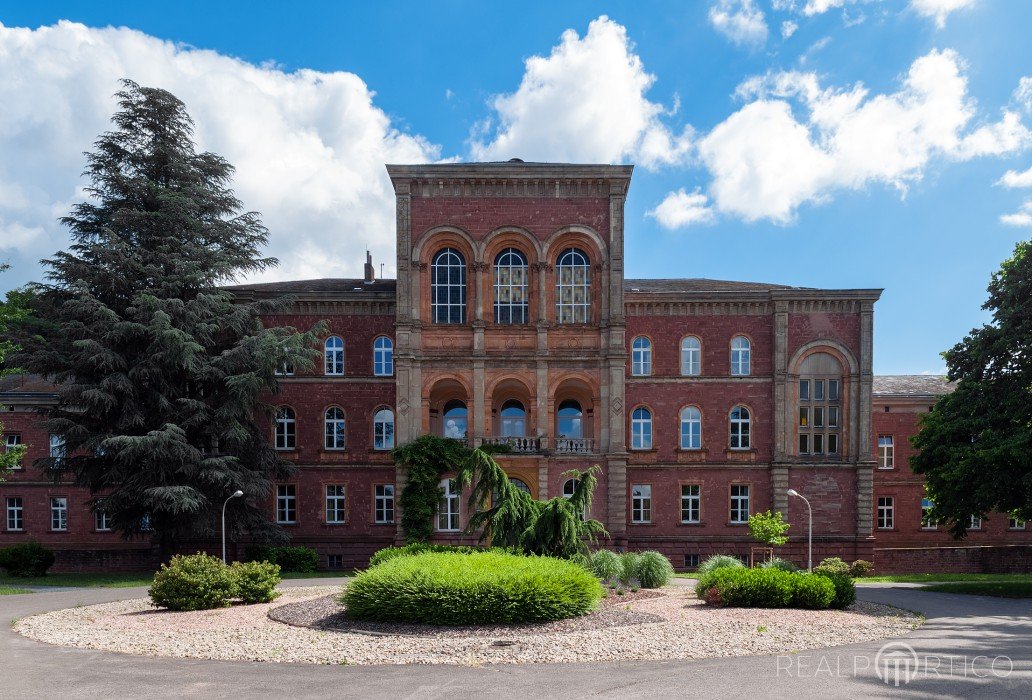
[{"xmin": 748, "ymin": 510, "xmax": 790, "ymax": 565}]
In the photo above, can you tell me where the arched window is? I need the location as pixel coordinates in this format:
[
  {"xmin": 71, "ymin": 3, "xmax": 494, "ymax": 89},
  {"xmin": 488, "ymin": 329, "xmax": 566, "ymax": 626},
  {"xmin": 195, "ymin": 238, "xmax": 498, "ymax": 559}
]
[
  {"xmin": 500, "ymin": 399, "xmax": 527, "ymax": 437},
  {"xmin": 557, "ymin": 399, "xmax": 583, "ymax": 439},
  {"xmin": 562, "ymin": 478, "xmax": 579, "ymax": 499},
  {"xmin": 442, "ymin": 400, "xmax": 468, "ymax": 440},
  {"xmin": 631, "ymin": 407, "xmax": 653, "ymax": 450},
  {"xmin": 373, "ymin": 336, "xmax": 393, "ymax": 376},
  {"xmin": 274, "ymin": 407, "xmax": 296, "ymax": 450},
  {"xmin": 555, "ymin": 247, "xmax": 590, "ymax": 324},
  {"xmin": 431, "ymin": 248, "xmax": 466, "ymax": 324},
  {"xmin": 731, "ymin": 336, "xmax": 751, "ymax": 376},
  {"xmin": 680, "ymin": 406, "xmax": 702, "ymax": 450},
  {"xmin": 729, "ymin": 406, "xmax": 751, "ymax": 450},
  {"xmin": 681, "ymin": 336, "xmax": 701, "ymax": 376},
  {"xmin": 373, "ymin": 408, "xmax": 395, "ymax": 450},
  {"xmin": 324, "ymin": 336, "xmax": 344, "ymax": 376},
  {"xmin": 324, "ymin": 407, "xmax": 346, "ymax": 450},
  {"xmin": 494, "ymin": 248, "xmax": 529, "ymax": 324},
  {"xmin": 631, "ymin": 336, "xmax": 652, "ymax": 376},
  {"xmin": 510, "ymin": 478, "xmax": 532, "ymax": 495},
  {"xmin": 798, "ymin": 352, "xmax": 842, "ymax": 456}
]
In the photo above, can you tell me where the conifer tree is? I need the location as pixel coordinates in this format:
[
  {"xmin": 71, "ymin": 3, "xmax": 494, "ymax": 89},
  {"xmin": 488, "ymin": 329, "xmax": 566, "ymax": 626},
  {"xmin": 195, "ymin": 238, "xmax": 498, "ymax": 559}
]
[{"xmin": 0, "ymin": 265, "xmax": 29, "ymax": 481}]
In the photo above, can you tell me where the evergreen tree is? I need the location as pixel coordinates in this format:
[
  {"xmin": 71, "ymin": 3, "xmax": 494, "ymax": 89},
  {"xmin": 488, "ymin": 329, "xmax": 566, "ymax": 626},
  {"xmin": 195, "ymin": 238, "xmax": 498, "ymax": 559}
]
[
  {"xmin": 912, "ymin": 240, "xmax": 1032, "ymax": 537},
  {"xmin": 10, "ymin": 81, "xmax": 320, "ymax": 549},
  {"xmin": 0, "ymin": 265, "xmax": 29, "ymax": 481}
]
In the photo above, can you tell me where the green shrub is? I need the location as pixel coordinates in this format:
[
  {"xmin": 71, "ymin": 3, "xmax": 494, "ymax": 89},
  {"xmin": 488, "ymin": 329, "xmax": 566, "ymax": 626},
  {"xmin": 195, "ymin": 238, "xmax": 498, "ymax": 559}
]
[
  {"xmin": 761, "ymin": 557, "xmax": 799, "ymax": 573},
  {"xmin": 589, "ymin": 549, "xmax": 622, "ymax": 581},
  {"xmin": 619, "ymin": 552, "xmax": 641, "ymax": 584},
  {"xmin": 697, "ymin": 554, "xmax": 745, "ymax": 575},
  {"xmin": 636, "ymin": 551, "xmax": 674, "ymax": 588},
  {"xmin": 813, "ymin": 556, "xmax": 850, "ymax": 577},
  {"xmin": 342, "ymin": 551, "xmax": 603, "ymax": 625},
  {"xmin": 791, "ymin": 574, "xmax": 836, "ymax": 609},
  {"xmin": 696, "ymin": 567, "xmax": 796, "ymax": 608},
  {"xmin": 815, "ymin": 571, "xmax": 857, "ymax": 609},
  {"xmin": 849, "ymin": 560, "xmax": 874, "ymax": 578},
  {"xmin": 0, "ymin": 541, "xmax": 56, "ymax": 577},
  {"xmin": 247, "ymin": 545, "xmax": 319, "ymax": 572},
  {"xmin": 231, "ymin": 560, "xmax": 281, "ymax": 604},
  {"xmin": 149, "ymin": 553, "xmax": 237, "ymax": 611},
  {"xmin": 368, "ymin": 543, "xmax": 511, "ymax": 568}
]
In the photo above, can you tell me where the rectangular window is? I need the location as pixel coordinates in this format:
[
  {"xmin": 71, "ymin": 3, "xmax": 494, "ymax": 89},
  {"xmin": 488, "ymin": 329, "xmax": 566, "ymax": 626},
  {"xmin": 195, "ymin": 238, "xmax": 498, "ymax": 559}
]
[
  {"xmin": 325, "ymin": 485, "xmax": 346, "ymax": 524},
  {"xmin": 50, "ymin": 496, "xmax": 68, "ymax": 531},
  {"xmin": 327, "ymin": 554, "xmax": 344, "ymax": 569},
  {"xmin": 813, "ymin": 380, "xmax": 825, "ymax": 401},
  {"xmin": 828, "ymin": 406, "xmax": 839, "ymax": 428},
  {"xmin": 276, "ymin": 484, "xmax": 296, "ymax": 524},
  {"xmin": 274, "ymin": 361, "xmax": 294, "ymax": 376},
  {"xmin": 827, "ymin": 433, "xmax": 839, "ymax": 454},
  {"xmin": 1010, "ymin": 517, "xmax": 1027, "ymax": 530},
  {"xmin": 812, "ymin": 433, "xmax": 824, "ymax": 454},
  {"xmin": 374, "ymin": 484, "xmax": 395, "ymax": 524},
  {"xmin": 970, "ymin": 515, "xmax": 982, "ymax": 530},
  {"xmin": 828, "ymin": 380, "xmax": 839, "ymax": 401},
  {"xmin": 5, "ymin": 497, "xmax": 23, "ymax": 531},
  {"xmin": 631, "ymin": 484, "xmax": 652, "ymax": 524},
  {"xmin": 684, "ymin": 553, "xmax": 700, "ymax": 570},
  {"xmin": 4, "ymin": 433, "xmax": 21, "ymax": 452},
  {"xmin": 877, "ymin": 497, "xmax": 894, "ymax": 529},
  {"xmin": 95, "ymin": 503, "xmax": 112, "ymax": 532},
  {"xmin": 921, "ymin": 498, "xmax": 937, "ymax": 530},
  {"xmin": 798, "ymin": 379, "xmax": 809, "ymax": 401},
  {"xmin": 680, "ymin": 484, "xmax": 701, "ymax": 524},
  {"xmin": 878, "ymin": 435, "xmax": 894, "ymax": 469},
  {"xmin": 798, "ymin": 433, "xmax": 809, "ymax": 454},
  {"xmin": 813, "ymin": 407, "xmax": 824, "ymax": 428},
  {"xmin": 49, "ymin": 434, "xmax": 66, "ymax": 460},
  {"xmin": 730, "ymin": 484, "xmax": 750, "ymax": 524},
  {"xmin": 437, "ymin": 479, "xmax": 460, "ymax": 531},
  {"xmin": 799, "ymin": 407, "xmax": 809, "ymax": 427}
]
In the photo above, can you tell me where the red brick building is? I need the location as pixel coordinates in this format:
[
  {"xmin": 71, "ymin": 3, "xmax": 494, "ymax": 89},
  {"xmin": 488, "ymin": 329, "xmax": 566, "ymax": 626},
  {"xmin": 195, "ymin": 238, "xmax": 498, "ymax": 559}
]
[{"xmin": 1, "ymin": 161, "xmax": 1028, "ymax": 572}]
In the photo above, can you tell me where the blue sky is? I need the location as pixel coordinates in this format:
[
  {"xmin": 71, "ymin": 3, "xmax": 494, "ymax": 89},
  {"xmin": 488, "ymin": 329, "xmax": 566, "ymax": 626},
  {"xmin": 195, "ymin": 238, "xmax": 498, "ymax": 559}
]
[{"xmin": 1, "ymin": 1, "xmax": 1030, "ymax": 374}]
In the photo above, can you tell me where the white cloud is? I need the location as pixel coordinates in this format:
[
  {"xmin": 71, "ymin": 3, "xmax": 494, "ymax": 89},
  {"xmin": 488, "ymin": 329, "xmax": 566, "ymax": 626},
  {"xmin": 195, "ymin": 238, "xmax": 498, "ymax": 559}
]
[
  {"xmin": 1014, "ymin": 77, "xmax": 1032, "ymax": 113},
  {"xmin": 469, "ymin": 16, "xmax": 692, "ymax": 169},
  {"xmin": 1000, "ymin": 200, "xmax": 1032, "ymax": 227},
  {"xmin": 708, "ymin": 0, "xmax": 769, "ymax": 48},
  {"xmin": 647, "ymin": 188, "xmax": 715, "ymax": 228},
  {"xmin": 909, "ymin": 0, "xmax": 975, "ymax": 28},
  {"xmin": 802, "ymin": 0, "xmax": 853, "ymax": 16},
  {"xmin": 0, "ymin": 21, "xmax": 439, "ymax": 284},
  {"xmin": 998, "ymin": 166, "xmax": 1032, "ymax": 188},
  {"xmin": 781, "ymin": 21, "xmax": 799, "ymax": 39}
]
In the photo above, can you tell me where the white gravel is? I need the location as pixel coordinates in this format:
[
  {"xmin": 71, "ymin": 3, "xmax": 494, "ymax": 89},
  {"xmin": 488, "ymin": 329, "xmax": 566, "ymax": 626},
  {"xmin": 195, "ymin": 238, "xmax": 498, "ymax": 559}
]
[{"xmin": 14, "ymin": 585, "xmax": 923, "ymax": 666}]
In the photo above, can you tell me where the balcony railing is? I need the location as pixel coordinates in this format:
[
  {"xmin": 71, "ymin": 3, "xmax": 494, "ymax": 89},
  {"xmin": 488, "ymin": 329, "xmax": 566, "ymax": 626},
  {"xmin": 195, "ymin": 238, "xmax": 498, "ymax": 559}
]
[
  {"xmin": 477, "ymin": 436, "xmax": 545, "ymax": 454},
  {"xmin": 552, "ymin": 437, "xmax": 595, "ymax": 454}
]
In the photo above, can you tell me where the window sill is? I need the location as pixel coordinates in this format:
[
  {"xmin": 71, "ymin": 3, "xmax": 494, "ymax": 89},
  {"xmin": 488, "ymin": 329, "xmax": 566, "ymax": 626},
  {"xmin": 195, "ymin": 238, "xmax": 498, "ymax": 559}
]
[
  {"xmin": 630, "ymin": 447, "xmax": 657, "ymax": 453},
  {"xmin": 678, "ymin": 521, "xmax": 704, "ymax": 527},
  {"xmin": 277, "ymin": 522, "xmax": 298, "ymax": 527},
  {"xmin": 373, "ymin": 521, "xmax": 396, "ymax": 526},
  {"xmin": 728, "ymin": 522, "xmax": 749, "ymax": 527},
  {"xmin": 630, "ymin": 521, "xmax": 654, "ymax": 526},
  {"xmin": 325, "ymin": 521, "xmax": 348, "ymax": 526}
]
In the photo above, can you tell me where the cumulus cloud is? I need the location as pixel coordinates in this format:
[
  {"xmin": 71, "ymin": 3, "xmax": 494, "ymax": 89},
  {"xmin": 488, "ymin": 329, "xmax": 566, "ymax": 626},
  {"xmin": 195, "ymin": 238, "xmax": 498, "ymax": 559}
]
[
  {"xmin": 781, "ymin": 21, "xmax": 799, "ymax": 39},
  {"xmin": 998, "ymin": 166, "xmax": 1032, "ymax": 188},
  {"xmin": 909, "ymin": 0, "xmax": 976, "ymax": 28},
  {"xmin": 1000, "ymin": 200, "xmax": 1032, "ymax": 227},
  {"xmin": 469, "ymin": 17, "xmax": 691, "ymax": 169},
  {"xmin": 0, "ymin": 21, "xmax": 439, "ymax": 285},
  {"xmin": 647, "ymin": 188, "xmax": 715, "ymax": 228},
  {"xmin": 1014, "ymin": 77, "xmax": 1032, "ymax": 113},
  {"xmin": 708, "ymin": 0, "xmax": 769, "ymax": 48}
]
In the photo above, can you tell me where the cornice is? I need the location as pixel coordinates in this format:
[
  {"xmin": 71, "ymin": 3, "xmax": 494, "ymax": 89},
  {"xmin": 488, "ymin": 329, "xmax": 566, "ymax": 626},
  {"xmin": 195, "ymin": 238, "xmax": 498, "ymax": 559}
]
[{"xmin": 386, "ymin": 162, "xmax": 632, "ymax": 197}]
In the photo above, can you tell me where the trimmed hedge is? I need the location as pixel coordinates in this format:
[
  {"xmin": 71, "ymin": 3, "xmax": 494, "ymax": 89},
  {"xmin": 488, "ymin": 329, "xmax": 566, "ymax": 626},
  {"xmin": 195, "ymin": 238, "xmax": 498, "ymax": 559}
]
[
  {"xmin": 368, "ymin": 543, "xmax": 513, "ymax": 568},
  {"xmin": 697, "ymin": 554, "xmax": 745, "ymax": 575},
  {"xmin": 342, "ymin": 551, "xmax": 604, "ymax": 625},
  {"xmin": 0, "ymin": 541, "xmax": 56, "ymax": 577},
  {"xmin": 246, "ymin": 545, "xmax": 319, "ymax": 572},
  {"xmin": 696, "ymin": 567, "xmax": 839, "ymax": 609},
  {"xmin": 150, "ymin": 553, "xmax": 238, "ymax": 611},
  {"xmin": 231, "ymin": 560, "xmax": 282, "ymax": 604},
  {"xmin": 815, "ymin": 571, "xmax": 857, "ymax": 609},
  {"xmin": 791, "ymin": 574, "xmax": 836, "ymax": 609}
]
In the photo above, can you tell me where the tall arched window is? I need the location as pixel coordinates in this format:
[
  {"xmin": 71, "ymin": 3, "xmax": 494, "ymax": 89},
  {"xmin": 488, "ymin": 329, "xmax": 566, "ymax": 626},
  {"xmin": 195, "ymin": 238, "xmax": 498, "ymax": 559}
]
[
  {"xmin": 555, "ymin": 247, "xmax": 590, "ymax": 324},
  {"xmin": 442, "ymin": 400, "xmax": 468, "ymax": 440},
  {"xmin": 680, "ymin": 406, "xmax": 702, "ymax": 450},
  {"xmin": 324, "ymin": 336, "xmax": 344, "ymax": 376},
  {"xmin": 729, "ymin": 405, "xmax": 751, "ymax": 450},
  {"xmin": 494, "ymin": 248, "xmax": 529, "ymax": 324},
  {"xmin": 798, "ymin": 351, "xmax": 842, "ymax": 456},
  {"xmin": 557, "ymin": 399, "xmax": 583, "ymax": 439},
  {"xmin": 631, "ymin": 336, "xmax": 652, "ymax": 376},
  {"xmin": 731, "ymin": 336, "xmax": 751, "ymax": 376},
  {"xmin": 562, "ymin": 478, "xmax": 579, "ymax": 499},
  {"xmin": 499, "ymin": 399, "xmax": 527, "ymax": 437},
  {"xmin": 373, "ymin": 408, "xmax": 395, "ymax": 450},
  {"xmin": 631, "ymin": 407, "xmax": 653, "ymax": 450},
  {"xmin": 274, "ymin": 407, "xmax": 296, "ymax": 450},
  {"xmin": 324, "ymin": 407, "xmax": 346, "ymax": 450},
  {"xmin": 510, "ymin": 478, "xmax": 532, "ymax": 495},
  {"xmin": 431, "ymin": 248, "xmax": 466, "ymax": 324},
  {"xmin": 373, "ymin": 336, "xmax": 393, "ymax": 376},
  {"xmin": 681, "ymin": 336, "xmax": 701, "ymax": 376}
]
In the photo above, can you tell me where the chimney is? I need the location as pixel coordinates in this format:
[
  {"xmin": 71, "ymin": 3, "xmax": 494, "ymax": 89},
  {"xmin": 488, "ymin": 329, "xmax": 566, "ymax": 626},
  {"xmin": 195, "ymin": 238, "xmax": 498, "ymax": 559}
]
[{"xmin": 363, "ymin": 250, "xmax": 375, "ymax": 284}]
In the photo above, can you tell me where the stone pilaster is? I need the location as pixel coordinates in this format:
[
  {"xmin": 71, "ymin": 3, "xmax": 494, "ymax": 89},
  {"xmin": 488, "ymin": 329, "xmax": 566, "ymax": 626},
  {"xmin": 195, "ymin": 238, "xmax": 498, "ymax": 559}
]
[
  {"xmin": 771, "ymin": 465, "xmax": 790, "ymax": 514},
  {"xmin": 858, "ymin": 302, "xmax": 874, "ymax": 461},
  {"xmin": 773, "ymin": 302, "xmax": 789, "ymax": 461},
  {"xmin": 856, "ymin": 464, "xmax": 874, "ymax": 536}
]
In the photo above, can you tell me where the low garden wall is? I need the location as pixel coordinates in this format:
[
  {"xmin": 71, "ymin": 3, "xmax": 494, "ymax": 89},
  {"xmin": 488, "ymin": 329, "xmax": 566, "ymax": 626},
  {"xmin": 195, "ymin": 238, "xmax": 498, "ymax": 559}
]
[{"xmin": 874, "ymin": 544, "xmax": 1032, "ymax": 573}]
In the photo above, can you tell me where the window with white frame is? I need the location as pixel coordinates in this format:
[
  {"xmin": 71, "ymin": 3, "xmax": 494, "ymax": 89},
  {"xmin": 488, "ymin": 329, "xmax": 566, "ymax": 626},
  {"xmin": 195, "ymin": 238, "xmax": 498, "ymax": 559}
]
[
  {"xmin": 324, "ymin": 407, "xmax": 346, "ymax": 450},
  {"xmin": 730, "ymin": 484, "xmax": 750, "ymax": 524},
  {"xmin": 877, "ymin": 497, "xmax": 894, "ymax": 529},
  {"xmin": 631, "ymin": 336, "xmax": 652, "ymax": 376},
  {"xmin": 437, "ymin": 478, "xmax": 460, "ymax": 531},
  {"xmin": 49, "ymin": 434, "xmax": 66, "ymax": 460},
  {"xmin": 493, "ymin": 248, "xmax": 529, "ymax": 324},
  {"xmin": 631, "ymin": 484, "xmax": 652, "ymax": 523},
  {"xmin": 431, "ymin": 248, "xmax": 467, "ymax": 324},
  {"xmin": 631, "ymin": 407, "xmax": 653, "ymax": 450},
  {"xmin": 95, "ymin": 502, "xmax": 112, "ymax": 532},
  {"xmin": 797, "ymin": 353, "xmax": 842, "ymax": 456},
  {"xmin": 970, "ymin": 515, "xmax": 982, "ymax": 530},
  {"xmin": 274, "ymin": 347, "xmax": 294, "ymax": 376},
  {"xmin": 275, "ymin": 407, "xmax": 296, "ymax": 450},
  {"xmin": 680, "ymin": 336, "xmax": 701, "ymax": 376},
  {"xmin": 374, "ymin": 484, "xmax": 395, "ymax": 524},
  {"xmin": 325, "ymin": 485, "xmax": 346, "ymax": 524},
  {"xmin": 50, "ymin": 496, "xmax": 68, "ymax": 531},
  {"xmin": 729, "ymin": 406, "xmax": 751, "ymax": 450},
  {"xmin": 681, "ymin": 484, "xmax": 701, "ymax": 523},
  {"xmin": 276, "ymin": 484, "xmax": 296, "ymax": 524},
  {"xmin": 373, "ymin": 408, "xmax": 395, "ymax": 450},
  {"xmin": 5, "ymin": 497, "xmax": 23, "ymax": 531},
  {"xmin": 562, "ymin": 478, "xmax": 585, "ymax": 518},
  {"xmin": 878, "ymin": 435, "xmax": 894, "ymax": 469},
  {"xmin": 555, "ymin": 247, "xmax": 590, "ymax": 324},
  {"xmin": 921, "ymin": 498, "xmax": 937, "ymax": 529},
  {"xmin": 680, "ymin": 406, "xmax": 702, "ymax": 450},
  {"xmin": 373, "ymin": 336, "xmax": 394, "ymax": 376},
  {"xmin": 4, "ymin": 433, "xmax": 21, "ymax": 453},
  {"xmin": 730, "ymin": 336, "xmax": 751, "ymax": 376},
  {"xmin": 324, "ymin": 336, "xmax": 345, "ymax": 375},
  {"xmin": 1010, "ymin": 516, "xmax": 1027, "ymax": 530}
]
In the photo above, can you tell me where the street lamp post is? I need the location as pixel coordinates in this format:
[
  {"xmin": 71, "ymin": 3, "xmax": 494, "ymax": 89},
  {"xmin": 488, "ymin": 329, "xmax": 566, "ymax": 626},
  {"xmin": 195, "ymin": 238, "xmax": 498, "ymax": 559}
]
[
  {"xmin": 787, "ymin": 489, "xmax": 812, "ymax": 572},
  {"xmin": 222, "ymin": 490, "xmax": 244, "ymax": 563}
]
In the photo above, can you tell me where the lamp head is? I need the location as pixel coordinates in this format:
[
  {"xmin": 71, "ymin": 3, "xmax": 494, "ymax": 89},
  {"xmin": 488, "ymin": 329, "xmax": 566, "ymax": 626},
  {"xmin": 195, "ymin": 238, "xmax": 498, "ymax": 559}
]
[
  {"xmin": 232, "ymin": 490, "xmax": 244, "ymax": 498},
  {"xmin": 787, "ymin": 489, "xmax": 800, "ymax": 497}
]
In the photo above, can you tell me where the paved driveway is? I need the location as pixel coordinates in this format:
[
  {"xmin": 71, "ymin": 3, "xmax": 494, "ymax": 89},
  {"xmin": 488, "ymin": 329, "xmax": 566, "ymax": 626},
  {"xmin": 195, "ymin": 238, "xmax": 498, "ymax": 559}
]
[{"xmin": 1, "ymin": 581, "xmax": 1029, "ymax": 699}]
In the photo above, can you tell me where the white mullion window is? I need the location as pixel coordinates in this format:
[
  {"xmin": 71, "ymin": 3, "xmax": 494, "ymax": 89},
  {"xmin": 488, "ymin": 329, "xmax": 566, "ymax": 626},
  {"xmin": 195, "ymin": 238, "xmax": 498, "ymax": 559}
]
[
  {"xmin": 921, "ymin": 498, "xmax": 937, "ymax": 530},
  {"xmin": 373, "ymin": 408, "xmax": 395, "ymax": 450},
  {"xmin": 730, "ymin": 336, "xmax": 751, "ymax": 376},
  {"xmin": 631, "ymin": 336, "xmax": 652, "ymax": 376},
  {"xmin": 375, "ymin": 485, "xmax": 395, "ymax": 524},
  {"xmin": 729, "ymin": 406, "xmax": 751, "ymax": 450},
  {"xmin": 680, "ymin": 406, "xmax": 702, "ymax": 450},
  {"xmin": 324, "ymin": 336, "xmax": 345, "ymax": 376},
  {"xmin": 730, "ymin": 484, "xmax": 750, "ymax": 524},
  {"xmin": 877, "ymin": 497, "xmax": 894, "ymax": 529},
  {"xmin": 631, "ymin": 407, "xmax": 653, "ymax": 450},
  {"xmin": 275, "ymin": 407, "xmax": 296, "ymax": 450},
  {"xmin": 6, "ymin": 497, "xmax": 23, "ymax": 531},
  {"xmin": 50, "ymin": 496, "xmax": 68, "ymax": 531},
  {"xmin": 276, "ymin": 484, "xmax": 297, "ymax": 524},
  {"xmin": 437, "ymin": 479, "xmax": 460, "ymax": 531},
  {"xmin": 555, "ymin": 248, "xmax": 590, "ymax": 324},
  {"xmin": 324, "ymin": 407, "xmax": 347, "ymax": 450},
  {"xmin": 432, "ymin": 248, "xmax": 467, "ymax": 324},
  {"xmin": 631, "ymin": 484, "xmax": 652, "ymax": 524},
  {"xmin": 681, "ymin": 484, "xmax": 701, "ymax": 523},
  {"xmin": 95, "ymin": 500, "xmax": 112, "ymax": 532},
  {"xmin": 680, "ymin": 336, "xmax": 701, "ymax": 376},
  {"xmin": 878, "ymin": 435, "xmax": 894, "ymax": 469},
  {"xmin": 325, "ymin": 485, "xmax": 346, "ymax": 524},
  {"xmin": 493, "ymin": 248, "xmax": 529, "ymax": 324},
  {"xmin": 373, "ymin": 336, "xmax": 394, "ymax": 376}
]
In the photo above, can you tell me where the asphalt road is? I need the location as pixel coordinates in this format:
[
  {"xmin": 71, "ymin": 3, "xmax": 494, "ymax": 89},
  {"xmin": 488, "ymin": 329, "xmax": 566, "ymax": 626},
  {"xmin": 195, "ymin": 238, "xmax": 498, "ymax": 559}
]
[{"xmin": 1, "ymin": 581, "xmax": 1029, "ymax": 699}]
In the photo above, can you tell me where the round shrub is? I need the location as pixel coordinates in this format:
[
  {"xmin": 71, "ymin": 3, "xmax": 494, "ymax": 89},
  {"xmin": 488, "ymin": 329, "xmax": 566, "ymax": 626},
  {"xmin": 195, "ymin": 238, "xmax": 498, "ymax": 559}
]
[
  {"xmin": 813, "ymin": 556, "xmax": 850, "ymax": 577},
  {"xmin": 231, "ymin": 560, "xmax": 282, "ymax": 604},
  {"xmin": 791, "ymin": 574, "xmax": 836, "ymax": 609},
  {"xmin": 589, "ymin": 549, "xmax": 622, "ymax": 581},
  {"xmin": 0, "ymin": 541, "xmax": 56, "ymax": 577},
  {"xmin": 149, "ymin": 553, "xmax": 237, "ymax": 611},
  {"xmin": 342, "ymin": 551, "xmax": 604, "ymax": 625},
  {"xmin": 636, "ymin": 551, "xmax": 674, "ymax": 588},
  {"xmin": 696, "ymin": 568, "xmax": 839, "ymax": 609},
  {"xmin": 849, "ymin": 559, "xmax": 874, "ymax": 578},
  {"xmin": 761, "ymin": 557, "xmax": 799, "ymax": 573},
  {"xmin": 697, "ymin": 554, "xmax": 745, "ymax": 575},
  {"xmin": 619, "ymin": 552, "xmax": 641, "ymax": 584},
  {"xmin": 368, "ymin": 543, "xmax": 510, "ymax": 568},
  {"xmin": 815, "ymin": 571, "xmax": 857, "ymax": 609}
]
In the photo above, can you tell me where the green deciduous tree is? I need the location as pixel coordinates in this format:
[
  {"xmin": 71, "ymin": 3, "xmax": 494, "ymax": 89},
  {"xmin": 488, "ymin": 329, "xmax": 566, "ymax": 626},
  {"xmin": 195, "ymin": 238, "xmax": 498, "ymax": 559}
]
[
  {"xmin": 912, "ymin": 239, "xmax": 1032, "ymax": 537},
  {"xmin": 748, "ymin": 510, "xmax": 790, "ymax": 548},
  {"xmin": 9, "ymin": 81, "xmax": 320, "ymax": 550}
]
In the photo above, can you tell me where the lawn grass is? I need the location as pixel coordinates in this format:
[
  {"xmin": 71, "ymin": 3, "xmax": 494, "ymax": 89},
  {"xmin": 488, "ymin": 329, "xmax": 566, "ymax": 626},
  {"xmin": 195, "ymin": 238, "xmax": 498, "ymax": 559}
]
[
  {"xmin": 861, "ymin": 573, "xmax": 1032, "ymax": 583},
  {"xmin": 0, "ymin": 585, "xmax": 34, "ymax": 595},
  {"xmin": 921, "ymin": 581, "xmax": 1032, "ymax": 598},
  {"xmin": 0, "ymin": 569, "xmax": 354, "ymax": 589}
]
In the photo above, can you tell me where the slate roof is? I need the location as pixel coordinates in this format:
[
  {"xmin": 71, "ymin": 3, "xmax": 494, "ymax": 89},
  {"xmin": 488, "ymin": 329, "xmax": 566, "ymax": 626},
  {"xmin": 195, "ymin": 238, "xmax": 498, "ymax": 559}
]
[
  {"xmin": 873, "ymin": 375, "xmax": 955, "ymax": 397},
  {"xmin": 624, "ymin": 278, "xmax": 804, "ymax": 293},
  {"xmin": 222, "ymin": 278, "xmax": 397, "ymax": 294}
]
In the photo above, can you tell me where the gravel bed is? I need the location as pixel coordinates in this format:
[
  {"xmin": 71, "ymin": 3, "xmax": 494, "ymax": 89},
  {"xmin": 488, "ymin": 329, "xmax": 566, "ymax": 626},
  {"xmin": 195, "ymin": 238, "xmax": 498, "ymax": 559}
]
[{"xmin": 14, "ymin": 585, "xmax": 923, "ymax": 666}]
